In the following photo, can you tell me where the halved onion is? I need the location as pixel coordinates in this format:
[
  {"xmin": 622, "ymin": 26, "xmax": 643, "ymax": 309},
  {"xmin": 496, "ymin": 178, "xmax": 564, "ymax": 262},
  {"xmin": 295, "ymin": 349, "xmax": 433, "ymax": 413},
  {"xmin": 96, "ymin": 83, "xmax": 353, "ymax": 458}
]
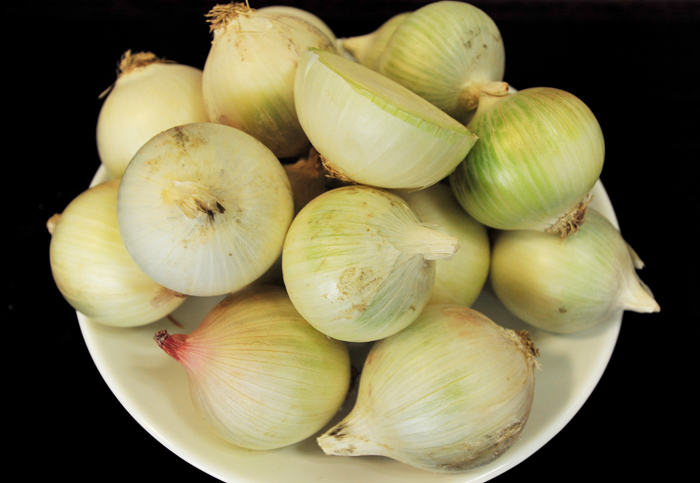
[{"xmin": 294, "ymin": 48, "xmax": 477, "ymax": 190}]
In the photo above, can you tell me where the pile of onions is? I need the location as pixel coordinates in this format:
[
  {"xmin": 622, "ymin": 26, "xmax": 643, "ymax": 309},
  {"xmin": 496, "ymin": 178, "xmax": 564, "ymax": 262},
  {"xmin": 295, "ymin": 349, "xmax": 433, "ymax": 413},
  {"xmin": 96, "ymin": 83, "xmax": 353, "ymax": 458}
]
[{"xmin": 46, "ymin": 0, "xmax": 662, "ymax": 476}]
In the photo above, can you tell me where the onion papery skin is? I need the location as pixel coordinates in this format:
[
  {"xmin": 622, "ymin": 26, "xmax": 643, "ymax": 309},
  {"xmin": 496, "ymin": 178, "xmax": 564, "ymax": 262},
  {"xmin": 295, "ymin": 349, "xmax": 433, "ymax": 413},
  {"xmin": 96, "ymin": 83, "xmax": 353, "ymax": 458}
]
[
  {"xmin": 375, "ymin": 1, "xmax": 505, "ymax": 125},
  {"xmin": 294, "ymin": 48, "xmax": 477, "ymax": 190},
  {"xmin": 202, "ymin": 3, "xmax": 339, "ymax": 159},
  {"xmin": 49, "ymin": 180, "xmax": 187, "ymax": 327},
  {"xmin": 96, "ymin": 52, "xmax": 210, "ymax": 179},
  {"xmin": 395, "ymin": 183, "xmax": 490, "ymax": 306},
  {"xmin": 318, "ymin": 304, "xmax": 538, "ymax": 473},
  {"xmin": 282, "ymin": 185, "xmax": 459, "ymax": 343},
  {"xmin": 450, "ymin": 87, "xmax": 605, "ymax": 234},
  {"xmin": 117, "ymin": 122, "xmax": 294, "ymax": 297},
  {"xmin": 490, "ymin": 208, "xmax": 660, "ymax": 334},
  {"xmin": 155, "ymin": 285, "xmax": 351, "ymax": 450}
]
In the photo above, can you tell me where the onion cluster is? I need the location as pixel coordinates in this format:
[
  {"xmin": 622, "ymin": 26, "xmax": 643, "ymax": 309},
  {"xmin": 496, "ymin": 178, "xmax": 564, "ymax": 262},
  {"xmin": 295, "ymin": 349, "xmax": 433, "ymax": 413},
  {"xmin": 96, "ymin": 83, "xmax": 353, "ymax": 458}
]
[{"xmin": 47, "ymin": 0, "xmax": 660, "ymax": 478}]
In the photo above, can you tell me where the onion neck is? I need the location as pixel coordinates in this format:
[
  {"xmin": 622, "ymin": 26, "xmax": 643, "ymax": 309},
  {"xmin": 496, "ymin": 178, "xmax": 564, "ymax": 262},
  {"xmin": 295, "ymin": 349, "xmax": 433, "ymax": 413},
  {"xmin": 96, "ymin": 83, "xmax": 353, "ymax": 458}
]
[
  {"xmin": 341, "ymin": 33, "xmax": 375, "ymax": 65},
  {"xmin": 154, "ymin": 330, "xmax": 188, "ymax": 362},
  {"xmin": 392, "ymin": 225, "xmax": 459, "ymax": 261},
  {"xmin": 462, "ymin": 81, "xmax": 510, "ymax": 126},
  {"xmin": 318, "ymin": 416, "xmax": 388, "ymax": 458},
  {"xmin": 46, "ymin": 213, "xmax": 61, "ymax": 235},
  {"xmin": 620, "ymin": 273, "xmax": 661, "ymax": 314},
  {"xmin": 117, "ymin": 50, "xmax": 168, "ymax": 76},
  {"xmin": 206, "ymin": 2, "xmax": 256, "ymax": 33}
]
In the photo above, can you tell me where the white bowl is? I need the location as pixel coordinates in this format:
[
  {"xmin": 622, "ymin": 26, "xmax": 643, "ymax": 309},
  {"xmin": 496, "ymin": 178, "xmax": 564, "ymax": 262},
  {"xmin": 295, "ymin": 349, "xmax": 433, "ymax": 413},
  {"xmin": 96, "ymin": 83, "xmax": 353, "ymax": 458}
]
[{"xmin": 78, "ymin": 165, "xmax": 620, "ymax": 482}]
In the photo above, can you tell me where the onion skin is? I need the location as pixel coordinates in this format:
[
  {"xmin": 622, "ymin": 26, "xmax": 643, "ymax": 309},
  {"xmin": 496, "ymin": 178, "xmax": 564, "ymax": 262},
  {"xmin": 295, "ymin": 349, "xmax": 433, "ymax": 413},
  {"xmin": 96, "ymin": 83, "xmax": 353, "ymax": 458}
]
[
  {"xmin": 450, "ymin": 87, "xmax": 605, "ymax": 235},
  {"xmin": 318, "ymin": 304, "xmax": 538, "ymax": 473},
  {"xmin": 155, "ymin": 285, "xmax": 351, "ymax": 450}
]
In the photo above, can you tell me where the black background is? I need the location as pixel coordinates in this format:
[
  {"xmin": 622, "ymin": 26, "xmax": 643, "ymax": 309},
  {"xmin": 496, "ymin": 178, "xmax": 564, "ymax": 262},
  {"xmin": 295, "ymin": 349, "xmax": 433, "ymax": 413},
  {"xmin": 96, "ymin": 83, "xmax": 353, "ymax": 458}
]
[{"xmin": 8, "ymin": 0, "xmax": 698, "ymax": 480}]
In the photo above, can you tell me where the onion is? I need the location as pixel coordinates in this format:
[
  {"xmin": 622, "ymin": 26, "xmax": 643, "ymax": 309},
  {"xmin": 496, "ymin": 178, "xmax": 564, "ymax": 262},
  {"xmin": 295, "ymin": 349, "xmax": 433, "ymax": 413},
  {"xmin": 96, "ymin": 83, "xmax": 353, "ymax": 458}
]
[
  {"xmin": 202, "ymin": 2, "xmax": 339, "ymax": 159},
  {"xmin": 117, "ymin": 122, "xmax": 294, "ymax": 297},
  {"xmin": 96, "ymin": 50, "xmax": 209, "ymax": 179},
  {"xmin": 155, "ymin": 285, "xmax": 351, "ymax": 450},
  {"xmin": 318, "ymin": 304, "xmax": 539, "ymax": 473},
  {"xmin": 48, "ymin": 180, "xmax": 187, "ymax": 327},
  {"xmin": 294, "ymin": 48, "xmax": 477, "ymax": 190},
  {"xmin": 450, "ymin": 86, "xmax": 605, "ymax": 237},
  {"xmin": 490, "ymin": 208, "xmax": 660, "ymax": 333},
  {"xmin": 282, "ymin": 185, "xmax": 459, "ymax": 342},
  {"xmin": 395, "ymin": 182, "xmax": 490, "ymax": 306},
  {"xmin": 366, "ymin": 1, "xmax": 506, "ymax": 124}
]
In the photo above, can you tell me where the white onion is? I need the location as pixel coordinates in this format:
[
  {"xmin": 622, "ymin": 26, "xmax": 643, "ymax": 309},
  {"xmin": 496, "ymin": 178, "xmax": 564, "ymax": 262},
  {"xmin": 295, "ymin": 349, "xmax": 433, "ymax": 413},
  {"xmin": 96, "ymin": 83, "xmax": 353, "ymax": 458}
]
[
  {"xmin": 202, "ymin": 2, "xmax": 339, "ymax": 159},
  {"xmin": 49, "ymin": 179, "xmax": 187, "ymax": 327},
  {"xmin": 96, "ymin": 51, "xmax": 209, "ymax": 178},
  {"xmin": 318, "ymin": 304, "xmax": 539, "ymax": 473},
  {"xmin": 117, "ymin": 122, "xmax": 294, "ymax": 297},
  {"xmin": 490, "ymin": 208, "xmax": 660, "ymax": 333}
]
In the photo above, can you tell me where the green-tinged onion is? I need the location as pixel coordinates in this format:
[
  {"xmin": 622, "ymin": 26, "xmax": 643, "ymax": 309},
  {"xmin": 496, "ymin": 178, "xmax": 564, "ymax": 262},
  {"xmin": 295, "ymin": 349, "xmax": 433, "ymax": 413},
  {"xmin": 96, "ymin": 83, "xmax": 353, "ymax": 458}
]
[
  {"xmin": 294, "ymin": 48, "xmax": 477, "ymax": 190},
  {"xmin": 490, "ymin": 208, "xmax": 660, "ymax": 334},
  {"xmin": 117, "ymin": 122, "xmax": 294, "ymax": 297},
  {"xmin": 202, "ymin": 2, "xmax": 339, "ymax": 159},
  {"xmin": 372, "ymin": 1, "xmax": 506, "ymax": 125},
  {"xmin": 318, "ymin": 304, "xmax": 539, "ymax": 473},
  {"xmin": 155, "ymin": 285, "xmax": 351, "ymax": 450},
  {"xmin": 282, "ymin": 185, "xmax": 459, "ymax": 342},
  {"xmin": 48, "ymin": 179, "xmax": 187, "ymax": 327},
  {"xmin": 450, "ymin": 86, "xmax": 605, "ymax": 236},
  {"xmin": 395, "ymin": 182, "xmax": 490, "ymax": 306}
]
